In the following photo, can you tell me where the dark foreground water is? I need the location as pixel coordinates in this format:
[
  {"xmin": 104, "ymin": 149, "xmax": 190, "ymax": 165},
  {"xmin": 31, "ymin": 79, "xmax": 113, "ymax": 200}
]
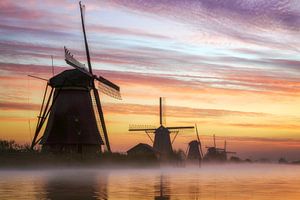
[{"xmin": 0, "ymin": 164, "xmax": 300, "ymax": 200}]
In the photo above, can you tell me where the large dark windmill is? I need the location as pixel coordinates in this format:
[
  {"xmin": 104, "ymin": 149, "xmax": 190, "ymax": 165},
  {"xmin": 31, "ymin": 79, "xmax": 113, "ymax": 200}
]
[
  {"xmin": 30, "ymin": 2, "xmax": 121, "ymax": 154},
  {"xmin": 187, "ymin": 124, "xmax": 204, "ymax": 163},
  {"xmin": 129, "ymin": 97, "xmax": 194, "ymax": 159}
]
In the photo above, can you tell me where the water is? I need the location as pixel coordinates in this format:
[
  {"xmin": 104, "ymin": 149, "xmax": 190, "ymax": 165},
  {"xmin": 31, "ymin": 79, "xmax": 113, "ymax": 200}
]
[{"xmin": 1, "ymin": 164, "xmax": 300, "ymax": 200}]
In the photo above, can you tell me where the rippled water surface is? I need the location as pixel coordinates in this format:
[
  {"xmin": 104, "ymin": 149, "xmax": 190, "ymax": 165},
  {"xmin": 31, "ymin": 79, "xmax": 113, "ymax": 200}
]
[{"xmin": 1, "ymin": 164, "xmax": 300, "ymax": 200}]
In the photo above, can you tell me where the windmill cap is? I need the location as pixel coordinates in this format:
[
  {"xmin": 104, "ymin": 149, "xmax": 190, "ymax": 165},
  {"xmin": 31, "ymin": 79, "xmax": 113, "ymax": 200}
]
[
  {"xmin": 49, "ymin": 69, "xmax": 92, "ymax": 88},
  {"xmin": 189, "ymin": 140, "xmax": 199, "ymax": 145}
]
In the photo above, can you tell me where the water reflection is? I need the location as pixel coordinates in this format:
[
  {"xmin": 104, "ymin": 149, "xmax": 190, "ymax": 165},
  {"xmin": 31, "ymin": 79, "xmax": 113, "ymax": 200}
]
[
  {"xmin": 1, "ymin": 165, "xmax": 300, "ymax": 199},
  {"xmin": 154, "ymin": 175, "xmax": 170, "ymax": 200},
  {"xmin": 43, "ymin": 170, "xmax": 108, "ymax": 200}
]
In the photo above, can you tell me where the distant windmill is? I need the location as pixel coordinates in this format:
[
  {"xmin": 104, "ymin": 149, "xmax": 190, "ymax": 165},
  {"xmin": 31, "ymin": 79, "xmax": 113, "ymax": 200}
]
[
  {"xmin": 30, "ymin": 1, "xmax": 121, "ymax": 153},
  {"xmin": 203, "ymin": 135, "xmax": 236, "ymax": 162},
  {"xmin": 187, "ymin": 124, "xmax": 203, "ymax": 163},
  {"xmin": 129, "ymin": 97, "xmax": 194, "ymax": 159}
]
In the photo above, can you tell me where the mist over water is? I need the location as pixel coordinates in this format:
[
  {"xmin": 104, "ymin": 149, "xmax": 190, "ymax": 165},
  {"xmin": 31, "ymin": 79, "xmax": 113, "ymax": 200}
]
[{"xmin": 1, "ymin": 164, "xmax": 300, "ymax": 200}]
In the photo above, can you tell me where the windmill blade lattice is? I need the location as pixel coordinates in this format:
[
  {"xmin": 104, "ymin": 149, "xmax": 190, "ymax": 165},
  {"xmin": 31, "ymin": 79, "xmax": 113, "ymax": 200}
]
[
  {"xmin": 64, "ymin": 47, "xmax": 91, "ymax": 76},
  {"xmin": 97, "ymin": 80, "xmax": 122, "ymax": 100},
  {"xmin": 90, "ymin": 90, "xmax": 109, "ymax": 151}
]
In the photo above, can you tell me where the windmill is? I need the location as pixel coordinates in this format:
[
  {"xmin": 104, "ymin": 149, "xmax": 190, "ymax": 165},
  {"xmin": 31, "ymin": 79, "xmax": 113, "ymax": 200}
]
[
  {"xmin": 187, "ymin": 124, "xmax": 203, "ymax": 163},
  {"xmin": 203, "ymin": 135, "xmax": 236, "ymax": 162},
  {"xmin": 129, "ymin": 97, "xmax": 194, "ymax": 159},
  {"xmin": 30, "ymin": 1, "xmax": 121, "ymax": 153}
]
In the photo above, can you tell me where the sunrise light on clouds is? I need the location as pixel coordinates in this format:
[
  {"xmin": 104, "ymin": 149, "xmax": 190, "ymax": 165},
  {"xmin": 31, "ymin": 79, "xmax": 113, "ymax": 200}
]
[{"xmin": 0, "ymin": 0, "xmax": 300, "ymax": 160}]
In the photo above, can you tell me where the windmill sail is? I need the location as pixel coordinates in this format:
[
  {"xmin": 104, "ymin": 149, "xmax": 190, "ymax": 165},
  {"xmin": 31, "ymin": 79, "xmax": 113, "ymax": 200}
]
[
  {"xmin": 80, "ymin": 1, "xmax": 85, "ymax": 24},
  {"xmin": 64, "ymin": 47, "xmax": 91, "ymax": 76},
  {"xmin": 97, "ymin": 76, "xmax": 121, "ymax": 100},
  {"xmin": 195, "ymin": 124, "xmax": 203, "ymax": 158},
  {"xmin": 159, "ymin": 97, "xmax": 166, "ymax": 126},
  {"xmin": 79, "ymin": 1, "xmax": 93, "ymax": 73},
  {"xmin": 65, "ymin": 46, "xmax": 122, "ymax": 100},
  {"xmin": 97, "ymin": 82, "xmax": 121, "ymax": 100},
  {"xmin": 91, "ymin": 90, "xmax": 109, "ymax": 151}
]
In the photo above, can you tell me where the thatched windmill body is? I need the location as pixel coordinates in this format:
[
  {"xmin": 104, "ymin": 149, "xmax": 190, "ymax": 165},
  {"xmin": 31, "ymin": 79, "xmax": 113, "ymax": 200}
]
[
  {"xmin": 187, "ymin": 124, "xmax": 203, "ymax": 162},
  {"xmin": 129, "ymin": 98, "xmax": 194, "ymax": 159},
  {"xmin": 30, "ymin": 2, "xmax": 121, "ymax": 154}
]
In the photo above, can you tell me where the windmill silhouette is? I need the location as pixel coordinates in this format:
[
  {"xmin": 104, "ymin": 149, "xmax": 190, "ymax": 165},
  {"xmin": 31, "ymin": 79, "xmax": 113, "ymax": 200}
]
[
  {"xmin": 203, "ymin": 135, "xmax": 236, "ymax": 162},
  {"xmin": 30, "ymin": 1, "xmax": 121, "ymax": 153},
  {"xmin": 129, "ymin": 97, "xmax": 194, "ymax": 159},
  {"xmin": 187, "ymin": 124, "xmax": 204, "ymax": 164}
]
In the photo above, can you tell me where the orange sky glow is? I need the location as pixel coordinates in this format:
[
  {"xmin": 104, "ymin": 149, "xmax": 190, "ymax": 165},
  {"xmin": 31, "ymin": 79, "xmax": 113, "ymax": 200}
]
[{"xmin": 0, "ymin": 0, "xmax": 300, "ymax": 160}]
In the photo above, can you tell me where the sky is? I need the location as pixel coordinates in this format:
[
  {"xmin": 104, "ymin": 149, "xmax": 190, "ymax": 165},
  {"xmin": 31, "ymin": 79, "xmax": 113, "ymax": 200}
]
[{"xmin": 0, "ymin": 0, "xmax": 300, "ymax": 160}]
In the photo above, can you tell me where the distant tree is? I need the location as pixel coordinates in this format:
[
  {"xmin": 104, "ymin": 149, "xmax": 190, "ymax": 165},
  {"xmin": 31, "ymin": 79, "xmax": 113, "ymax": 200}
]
[
  {"xmin": 0, "ymin": 140, "xmax": 32, "ymax": 153},
  {"xmin": 278, "ymin": 157, "xmax": 288, "ymax": 164},
  {"xmin": 0, "ymin": 140, "xmax": 19, "ymax": 152},
  {"xmin": 291, "ymin": 160, "xmax": 300, "ymax": 164},
  {"xmin": 172, "ymin": 149, "xmax": 186, "ymax": 161},
  {"xmin": 245, "ymin": 158, "xmax": 252, "ymax": 163},
  {"xmin": 230, "ymin": 156, "xmax": 241, "ymax": 163}
]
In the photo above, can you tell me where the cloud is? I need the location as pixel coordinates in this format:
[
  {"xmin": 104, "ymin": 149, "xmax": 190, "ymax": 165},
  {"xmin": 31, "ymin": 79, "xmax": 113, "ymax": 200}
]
[
  {"xmin": 228, "ymin": 123, "xmax": 300, "ymax": 130},
  {"xmin": 0, "ymin": 0, "xmax": 47, "ymax": 20},
  {"xmin": 0, "ymin": 23, "xmax": 168, "ymax": 43},
  {"xmin": 197, "ymin": 0, "xmax": 300, "ymax": 29},
  {"xmin": 0, "ymin": 102, "xmax": 40, "ymax": 111},
  {"xmin": 89, "ymin": 24, "xmax": 170, "ymax": 40},
  {"xmin": 1, "ymin": 62, "xmax": 300, "ymax": 98},
  {"xmin": 0, "ymin": 62, "xmax": 63, "ymax": 76},
  {"xmin": 266, "ymin": 59, "xmax": 300, "ymax": 72},
  {"xmin": 109, "ymin": 0, "xmax": 300, "ymax": 30},
  {"xmin": 108, "ymin": 0, "xmax": 300, "ymax": 51},
  {"xmin": 200, "ymin": 134, "xmax": 300, "ymax": 145},
  {"xmin": 104, "ymin": 103, "xmax": 267, "ymax": 118},
  {"xmin": 0, "ymin": 24, "xmax": 73, "ymax": 39},
  {"xmin": 0, "ymin": 41, "xmax": 64, "ymax": 60}
]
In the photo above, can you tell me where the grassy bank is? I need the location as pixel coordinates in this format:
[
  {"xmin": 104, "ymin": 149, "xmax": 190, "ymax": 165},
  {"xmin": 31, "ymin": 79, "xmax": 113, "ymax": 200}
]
[{"xmin": 0, "ymin": 151, "xmax": 164, "ymax": 169}]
